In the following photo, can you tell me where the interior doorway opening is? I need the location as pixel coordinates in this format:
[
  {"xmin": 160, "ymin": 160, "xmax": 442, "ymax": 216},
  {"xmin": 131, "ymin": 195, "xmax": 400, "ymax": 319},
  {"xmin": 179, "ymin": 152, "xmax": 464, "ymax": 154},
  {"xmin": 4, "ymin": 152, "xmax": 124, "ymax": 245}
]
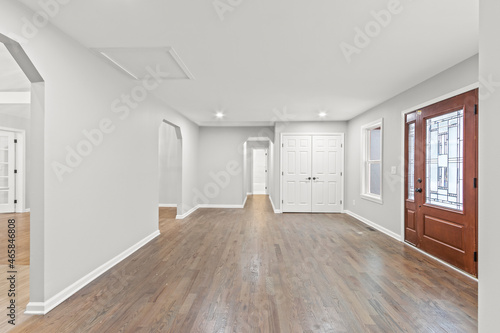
[
  {"xmin": 243, "ymin": 137, "xmax": 274, "ymax": 204},
  {"xmin": 252, "ymin": 148, "xmax": 268, "ymax": 195},
  {"xmin": 158, "ymin": 120, "xmax": 182, "ymax": 218},
  {"xmin": 0, "ymin": 33, "xmax": 45, "ymax": 324}
]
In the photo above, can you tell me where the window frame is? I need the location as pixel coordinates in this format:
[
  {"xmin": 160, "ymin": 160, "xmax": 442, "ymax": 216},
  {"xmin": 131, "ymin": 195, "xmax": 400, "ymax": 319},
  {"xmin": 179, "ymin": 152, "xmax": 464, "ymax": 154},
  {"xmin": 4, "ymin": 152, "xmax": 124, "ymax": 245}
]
[{"xmin": 361, "ymin": 119, "xmax": 384, "ymax": 204}]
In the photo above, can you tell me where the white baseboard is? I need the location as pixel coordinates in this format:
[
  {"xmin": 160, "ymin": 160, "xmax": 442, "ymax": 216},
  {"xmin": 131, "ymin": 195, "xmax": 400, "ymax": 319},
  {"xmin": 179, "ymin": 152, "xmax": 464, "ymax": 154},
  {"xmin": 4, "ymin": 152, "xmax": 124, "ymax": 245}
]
[
  {"xmin": 25, "ymin": 208, "xmax": 30, "ymax": 213},
  {"xmin": 25, "ymin": 230, "xmax": 160, "ymax": 315},
  {"xmin": 176, "ymin": 205, "xmax": 199, "ymax": 219},
  {"xmin": 242, "ymin": 194, "xmax": 248, "ymax": 208},
  {"xmin": 344, "ymin": 210, "xmax": 401, "ymax": 241},
  {"xmin": 246, "ymin": 192, "xmax": 252, "ymax": 196},
  {"xmin": 159, "ymin": 204, "xmax": 177, "ymax": 208},
  {"xmin": 198, "ymin": 203, "xmax": 245, "ymax": 209},
  {"xmin": 404, "ymin": 243, "xmax": 478, "ymax": 281},
  {"xmin": 269, "ymin": 196, "xmax": 282, "ymax": 213},
  {"xmin": 252, "ymin": 191, "xmax": 268, "ymax": 195},
  {"xmin": 177, "ymin": 197, "xmax": 249, "ymax": 219},
  {"xmin": 344, "ymin": 210, "xmax": 478, "ymax": 281}
]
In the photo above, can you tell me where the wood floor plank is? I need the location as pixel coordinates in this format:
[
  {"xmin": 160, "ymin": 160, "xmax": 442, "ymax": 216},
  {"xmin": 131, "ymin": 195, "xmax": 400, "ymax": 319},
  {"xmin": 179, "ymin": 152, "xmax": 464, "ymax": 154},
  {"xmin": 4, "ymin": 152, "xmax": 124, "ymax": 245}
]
[{"xmin": 2, "ymin": 196, "xmax": 478, "ymax": 332}]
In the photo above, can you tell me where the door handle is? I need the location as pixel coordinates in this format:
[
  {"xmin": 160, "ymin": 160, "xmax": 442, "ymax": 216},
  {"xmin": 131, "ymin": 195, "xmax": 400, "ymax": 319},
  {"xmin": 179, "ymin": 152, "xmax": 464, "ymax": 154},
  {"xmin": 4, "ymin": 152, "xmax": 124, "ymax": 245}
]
[
  {"xmin": 415, "ymin": 188, "xmax": 422, "ymax": 193},
  {"xmin": 313, "ymin": 177, "xmax": 319, "ymax": 180},
  {"xmin": 306, "ymin": 177, "xmax": 311, "ymax": 180}
]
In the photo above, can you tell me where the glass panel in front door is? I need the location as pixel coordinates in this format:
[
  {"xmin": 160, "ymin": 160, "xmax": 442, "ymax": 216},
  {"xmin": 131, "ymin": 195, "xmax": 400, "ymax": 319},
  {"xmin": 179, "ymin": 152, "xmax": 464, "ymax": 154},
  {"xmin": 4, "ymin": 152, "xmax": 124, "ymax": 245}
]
[
  {"xmin": 425, "ymin": 109, "xmax": 464, "ymax": 210},
  {"xmin": 408, "ymin": 123, "xmax": 415, "ymax": 200}
]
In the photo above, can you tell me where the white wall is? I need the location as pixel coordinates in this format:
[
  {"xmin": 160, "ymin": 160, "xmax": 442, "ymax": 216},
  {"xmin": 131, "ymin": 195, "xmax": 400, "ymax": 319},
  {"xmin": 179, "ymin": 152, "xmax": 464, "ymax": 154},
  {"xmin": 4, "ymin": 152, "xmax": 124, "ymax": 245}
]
[
  {"xmin": 478, "ymin": 1, "xmax": 499, "ymax": 331},
  {"xmin": 197, "ymin": 127, "xmax": 274, "ymax": 206},
  {"xmin": 271, "ymin": 121, "xmax": 348, "ymax": 208},
  {"xmin": 0, "ymin": 1, "xmax": 200, "ymax": 309},
  {"xmin": 344, "ymin": 54, "xmax": 478, "ymax": 236},
  {"xmin": 158, "ymin": 122, "xmax": 181, "ymax": 206}
]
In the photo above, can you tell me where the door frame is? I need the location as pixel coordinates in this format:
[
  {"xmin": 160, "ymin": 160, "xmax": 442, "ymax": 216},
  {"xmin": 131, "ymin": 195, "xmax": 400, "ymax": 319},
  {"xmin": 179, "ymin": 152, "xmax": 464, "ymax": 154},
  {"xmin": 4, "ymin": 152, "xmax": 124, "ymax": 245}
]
[
  {"xmin": 251, "ymin": 147, "xmax": 268, "ymax": 195},
  {"xmin": 0, "ymin": 126, "xmax": 27, "ymax": 213},
  {"xmin": 399, "ymin": 82, "xmax": 479, "ymax": 278},
  {"xmin": 280, "ymin": 132, "xmax": 345, "ymax": 213}
]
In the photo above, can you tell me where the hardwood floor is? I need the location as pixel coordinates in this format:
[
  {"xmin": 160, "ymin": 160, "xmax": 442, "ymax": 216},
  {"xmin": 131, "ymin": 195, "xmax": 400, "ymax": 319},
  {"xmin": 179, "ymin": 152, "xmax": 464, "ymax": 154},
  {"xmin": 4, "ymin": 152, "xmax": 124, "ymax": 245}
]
[
  {"xmin": 8, "ymin": 196, "xmax": 477, "ymax": 332},
  {"xmin": 0, "ymin": 212, "xmax": 30, "ymax": 332}
]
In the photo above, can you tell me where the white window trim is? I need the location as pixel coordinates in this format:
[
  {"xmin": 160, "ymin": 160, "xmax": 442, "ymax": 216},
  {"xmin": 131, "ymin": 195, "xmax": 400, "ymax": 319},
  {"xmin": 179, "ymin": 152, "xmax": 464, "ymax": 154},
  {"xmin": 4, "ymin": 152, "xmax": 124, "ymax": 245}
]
[{"xmin": 361, "ymin": 118, "xmax": 384, "ymax": 204}]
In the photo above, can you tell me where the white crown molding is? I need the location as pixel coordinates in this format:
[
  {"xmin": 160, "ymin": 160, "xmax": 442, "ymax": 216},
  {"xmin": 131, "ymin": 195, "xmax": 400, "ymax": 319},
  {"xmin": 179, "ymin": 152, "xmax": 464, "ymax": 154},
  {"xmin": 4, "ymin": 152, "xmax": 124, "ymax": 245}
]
[{"xmin": 198, "ymin": 121, "xmax": 275, "ymax": 127}]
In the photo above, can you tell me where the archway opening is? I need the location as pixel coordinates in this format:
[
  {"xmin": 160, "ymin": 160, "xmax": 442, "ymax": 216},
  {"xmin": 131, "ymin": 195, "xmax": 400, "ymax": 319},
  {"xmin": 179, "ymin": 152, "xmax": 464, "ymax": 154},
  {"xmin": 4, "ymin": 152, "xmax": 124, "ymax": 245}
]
[
  {"xmin": 0, "ymin": 33, "xmax": 45, "ymax": 325},
  {"xmin": 158, "ymin": 120, "xmax": 182, "ymax": 221}
]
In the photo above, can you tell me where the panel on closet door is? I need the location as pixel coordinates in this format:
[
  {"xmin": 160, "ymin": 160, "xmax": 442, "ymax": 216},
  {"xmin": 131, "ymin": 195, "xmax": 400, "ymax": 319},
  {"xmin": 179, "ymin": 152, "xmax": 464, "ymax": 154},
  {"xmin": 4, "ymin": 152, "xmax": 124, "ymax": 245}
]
[
  {"xmin": 282, "ymin": 135, "xmax": 312, "ymax": 212},
  {"xmin": 312, "ymin": 135, "xmax": 343, "ymax": 213}
]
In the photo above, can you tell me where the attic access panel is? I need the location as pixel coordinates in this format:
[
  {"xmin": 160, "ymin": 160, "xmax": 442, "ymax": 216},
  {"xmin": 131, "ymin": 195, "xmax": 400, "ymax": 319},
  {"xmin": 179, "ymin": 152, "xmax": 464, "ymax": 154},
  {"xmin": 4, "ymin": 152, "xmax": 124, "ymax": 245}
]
[{"xmin": 94, "ymin": 47, "xmax": 195, "ymax": 80}]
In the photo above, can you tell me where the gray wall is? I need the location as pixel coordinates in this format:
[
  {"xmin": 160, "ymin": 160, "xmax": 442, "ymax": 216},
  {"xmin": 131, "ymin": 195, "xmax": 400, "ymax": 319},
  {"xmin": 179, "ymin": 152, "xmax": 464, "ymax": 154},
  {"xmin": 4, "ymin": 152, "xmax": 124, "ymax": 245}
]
[
  {"xmin": 158, "ymin": 122, "xmax": 181, "ymax": 206},
  {"xmin": 198, "ymin": 127, "xmax": 274, "ymax": 206},
  {"xmin": 479, "ymin": 1, "xmax": 499, "ymax": 330},
  {"xmin": 0, "ymin": 107, "xmax": 30, "ymax": 208},
  {"xmin": 271, "ymin": 121, "xmax": 348, "ymax": 208},
  {"xmin": 1, "ymin": 1, "xmax": 200, "ymax": 304},
  {"xmin": 344, "ymin": 54, "xmax": 478, "ymax": 236}
]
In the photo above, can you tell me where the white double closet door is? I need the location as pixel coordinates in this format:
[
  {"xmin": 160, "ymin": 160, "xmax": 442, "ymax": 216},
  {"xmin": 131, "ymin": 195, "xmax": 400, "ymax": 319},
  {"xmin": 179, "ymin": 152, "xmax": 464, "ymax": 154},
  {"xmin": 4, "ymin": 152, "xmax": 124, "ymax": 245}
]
[{"xmin": 282, "ymin": 135, "xmax": 343, "ymax": 213}]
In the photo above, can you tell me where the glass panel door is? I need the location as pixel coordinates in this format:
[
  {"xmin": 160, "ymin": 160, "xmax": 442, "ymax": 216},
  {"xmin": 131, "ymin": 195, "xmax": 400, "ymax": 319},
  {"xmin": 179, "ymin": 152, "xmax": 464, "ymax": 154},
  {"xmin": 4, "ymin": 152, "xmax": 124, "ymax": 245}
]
[
  {"xmin": 404, "ymin": 88, "xmax": 478, "ymax": 276},
  {"xmin": 425, "ymin": 110, "xmax": 464, "ymax": 211}
]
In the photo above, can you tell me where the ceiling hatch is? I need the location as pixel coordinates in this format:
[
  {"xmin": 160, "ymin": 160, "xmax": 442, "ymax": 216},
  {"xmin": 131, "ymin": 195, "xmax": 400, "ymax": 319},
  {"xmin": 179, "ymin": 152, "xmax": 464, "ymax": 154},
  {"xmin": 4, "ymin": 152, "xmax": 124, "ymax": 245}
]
[{"xmin": 93, "ymin": 47, "xmax": 195, "ymax": 80}]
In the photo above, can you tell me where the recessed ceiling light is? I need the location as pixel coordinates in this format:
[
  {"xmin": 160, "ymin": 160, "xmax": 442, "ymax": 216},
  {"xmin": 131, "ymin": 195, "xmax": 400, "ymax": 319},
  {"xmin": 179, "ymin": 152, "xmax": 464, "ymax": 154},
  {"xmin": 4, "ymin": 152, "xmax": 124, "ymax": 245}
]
[
  {"xmin": 215, "ymin": 111, "xmax": 225, "ymax": 119},
  {"xmin": 318, "ymin": 111, "xmax": 328, "ymax": 118}
]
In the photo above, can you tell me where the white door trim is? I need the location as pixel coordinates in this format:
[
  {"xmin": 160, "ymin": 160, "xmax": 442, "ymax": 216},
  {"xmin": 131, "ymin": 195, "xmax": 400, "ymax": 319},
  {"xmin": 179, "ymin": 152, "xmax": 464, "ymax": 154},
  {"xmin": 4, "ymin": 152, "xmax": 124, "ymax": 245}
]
[
  {"xmin": 280, "ymin": 132, "xmax": 345, "ymax": 213},
  {"xmin": 399, "ymin": 82, "xmax": 480, "ymax": 243},
  {"xmin": 0, "ymin": 126, "xmax": 26, "ymax": 213}
]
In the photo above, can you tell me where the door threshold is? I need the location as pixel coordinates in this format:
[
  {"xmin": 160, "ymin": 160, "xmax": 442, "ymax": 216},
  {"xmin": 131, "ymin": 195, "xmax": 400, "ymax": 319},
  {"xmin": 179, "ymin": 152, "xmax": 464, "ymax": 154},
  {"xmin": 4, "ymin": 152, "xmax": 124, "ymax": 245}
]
[{"xmin": 404, "ymin": 242, "xmax": 478, "ymax": 281}]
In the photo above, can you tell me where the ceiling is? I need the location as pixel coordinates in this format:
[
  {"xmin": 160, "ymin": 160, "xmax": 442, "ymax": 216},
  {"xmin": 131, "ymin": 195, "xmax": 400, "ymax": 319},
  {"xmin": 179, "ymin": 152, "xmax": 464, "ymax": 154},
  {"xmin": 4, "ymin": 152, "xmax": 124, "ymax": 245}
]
[
  {"xmin": 0, "ymin": 42, "xmax": 30, "ymax": 92},
  {"xmin": 16, "ymin": 0, "xmax": 478, "ymax": 125}
]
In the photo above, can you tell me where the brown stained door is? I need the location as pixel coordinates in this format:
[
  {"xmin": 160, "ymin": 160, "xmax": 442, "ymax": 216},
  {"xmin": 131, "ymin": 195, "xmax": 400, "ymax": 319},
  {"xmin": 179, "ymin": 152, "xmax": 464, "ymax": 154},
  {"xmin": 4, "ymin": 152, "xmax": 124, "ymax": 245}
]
[{"xmin": 404, "ymin": 89, "xmax": 478, "ymax": 276}]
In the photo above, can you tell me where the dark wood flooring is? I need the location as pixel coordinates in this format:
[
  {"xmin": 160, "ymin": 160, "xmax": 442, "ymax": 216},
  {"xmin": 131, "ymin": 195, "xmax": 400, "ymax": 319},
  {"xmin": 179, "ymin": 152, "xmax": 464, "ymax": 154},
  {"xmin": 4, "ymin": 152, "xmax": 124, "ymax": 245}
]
[{"xmin": 4, "ymin": 196, "xmax": 477, "ymax": 332}]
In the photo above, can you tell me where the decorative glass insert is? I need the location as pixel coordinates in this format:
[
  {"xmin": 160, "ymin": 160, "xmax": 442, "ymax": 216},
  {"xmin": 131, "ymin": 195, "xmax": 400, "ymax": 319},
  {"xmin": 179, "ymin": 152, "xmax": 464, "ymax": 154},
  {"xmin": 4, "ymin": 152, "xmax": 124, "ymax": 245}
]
[
  {"xmin": 426, "ymin": 110, "xmax": 464, "ymax": 210},
  {"xmin": 408, "ymin": 123, "xmax": 415, "ymax": 200}
]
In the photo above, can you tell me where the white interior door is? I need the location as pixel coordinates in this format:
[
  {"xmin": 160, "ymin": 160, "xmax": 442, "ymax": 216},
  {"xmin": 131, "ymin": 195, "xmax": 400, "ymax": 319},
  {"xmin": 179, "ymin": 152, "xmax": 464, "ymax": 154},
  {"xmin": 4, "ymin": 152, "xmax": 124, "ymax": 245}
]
[
  {"xmin": 252, "ymin": 148, "xmax": 268, "ymax": 194},
  {"xmin": 0, "ymin": 130, "xmax": 16, "ymax": 213},
  {"xmin": 312, "ymin": 136, "xmax": 343, "ymax": 212},
  {"xmin": 282, "ymin": 136, "xmax": 312, "ymax": 212}
]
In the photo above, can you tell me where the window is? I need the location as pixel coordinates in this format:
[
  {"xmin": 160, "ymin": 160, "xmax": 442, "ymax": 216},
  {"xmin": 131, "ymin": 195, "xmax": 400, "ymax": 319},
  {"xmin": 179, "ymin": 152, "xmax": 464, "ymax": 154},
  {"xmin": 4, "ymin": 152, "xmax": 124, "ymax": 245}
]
[{"xmin": 361, "ymin": 119, "xmax": 383, "ymax": 203}]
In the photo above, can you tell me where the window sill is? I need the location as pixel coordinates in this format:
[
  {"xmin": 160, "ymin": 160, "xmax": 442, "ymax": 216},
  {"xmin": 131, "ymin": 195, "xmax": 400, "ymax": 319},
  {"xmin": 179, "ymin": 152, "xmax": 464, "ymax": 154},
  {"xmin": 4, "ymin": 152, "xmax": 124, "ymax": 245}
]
[{"xmin": 361, "ymin": 193, "xmax": 383, "ymax": 205}]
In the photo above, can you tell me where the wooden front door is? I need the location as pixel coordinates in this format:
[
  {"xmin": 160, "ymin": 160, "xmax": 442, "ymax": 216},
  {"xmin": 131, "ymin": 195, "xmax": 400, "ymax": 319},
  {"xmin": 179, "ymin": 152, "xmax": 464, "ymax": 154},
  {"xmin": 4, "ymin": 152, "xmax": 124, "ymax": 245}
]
[{"xmin": 404, "ymin": 89, "xmax": 478, "ymax": 276}]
